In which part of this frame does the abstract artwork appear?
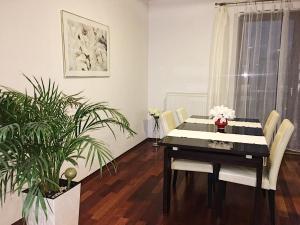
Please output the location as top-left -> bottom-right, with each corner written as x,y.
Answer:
61,10 -> 110,77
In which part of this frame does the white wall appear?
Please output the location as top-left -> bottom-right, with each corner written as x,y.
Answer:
0,0 -> 148,224
147,0 -> 215,136
148,0 -> 214,112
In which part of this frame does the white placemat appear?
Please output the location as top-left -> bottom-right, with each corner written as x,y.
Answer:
185,118 -> 262,128
168,129 -> 267,145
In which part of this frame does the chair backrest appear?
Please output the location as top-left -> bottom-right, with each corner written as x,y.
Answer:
160,111 -> 177,135
268,119 -> 294,190
176,107 -> 189,124
263,110 -> 280,146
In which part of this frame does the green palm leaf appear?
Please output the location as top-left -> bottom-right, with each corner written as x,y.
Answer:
0,75 -> 136,222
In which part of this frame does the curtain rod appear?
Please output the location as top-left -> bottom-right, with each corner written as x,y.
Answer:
215,0 -> 292,6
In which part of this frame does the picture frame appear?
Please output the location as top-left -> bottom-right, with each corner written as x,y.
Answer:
61,10 -> 110,77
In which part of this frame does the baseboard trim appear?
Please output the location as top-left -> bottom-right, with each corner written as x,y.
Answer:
80,138 -> 150,184
12,138 -> 152,225
286,149 -> 300,155
12,219 -> 24,225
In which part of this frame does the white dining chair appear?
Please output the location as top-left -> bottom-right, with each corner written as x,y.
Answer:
218,119 -> 294,225
161,110 -> 214,206
176,107 -> 189,124
263,110 -> 280,146
160,111 -> 177,136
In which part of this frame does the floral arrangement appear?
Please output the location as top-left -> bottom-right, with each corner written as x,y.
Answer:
149,108 -> 160,118
209,105 -> 235,124
149,108 -> 161,131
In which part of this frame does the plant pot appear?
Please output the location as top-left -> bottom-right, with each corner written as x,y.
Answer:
23,179 -> 81,225
215,118 -> 228,131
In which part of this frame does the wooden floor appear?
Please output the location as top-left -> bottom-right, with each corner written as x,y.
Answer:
14,140 -> 300,225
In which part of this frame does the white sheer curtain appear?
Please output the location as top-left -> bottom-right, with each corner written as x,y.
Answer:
276,6 -> 290,117
207,6 -> 232,111
209,2 -> 299,151
229,2 -> 299,151
279,8 -> 300,152
234,3 -> 285,123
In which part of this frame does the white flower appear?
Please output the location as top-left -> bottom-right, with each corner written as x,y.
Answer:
209,105 -> 235,122
148,108 -> 155,115
148,108 -> 161,117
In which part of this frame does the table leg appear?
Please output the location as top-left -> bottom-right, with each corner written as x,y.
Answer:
163,148 -> 171,214
253,158 -> 263,225
213,163 -> 221,192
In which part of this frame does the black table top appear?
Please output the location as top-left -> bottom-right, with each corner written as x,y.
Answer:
161,116 -> 269,157
191,115 -> 260,123
186,115 -> 263,136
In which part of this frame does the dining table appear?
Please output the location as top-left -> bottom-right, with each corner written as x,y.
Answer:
161,115 -> 269,225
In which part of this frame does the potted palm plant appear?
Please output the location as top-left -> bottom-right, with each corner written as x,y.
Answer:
0,76 -> 135,225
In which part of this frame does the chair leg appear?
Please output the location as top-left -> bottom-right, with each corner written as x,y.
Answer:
268,190 -> 275,225
216,180 -> 226,218
262,189 -> 266,198
213,163 -> 220,193
207,173 -> 213,208
172,170 -> 178,189
185,171 -> 189,178
221,181 -> 227,201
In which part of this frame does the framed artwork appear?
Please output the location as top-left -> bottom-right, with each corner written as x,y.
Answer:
61,10 -> 110,77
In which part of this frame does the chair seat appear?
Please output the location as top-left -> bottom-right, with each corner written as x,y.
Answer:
171,159 -> 213,173
219,165 -> 272,190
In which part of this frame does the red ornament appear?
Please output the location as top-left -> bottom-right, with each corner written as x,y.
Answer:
215,118 -> 228,130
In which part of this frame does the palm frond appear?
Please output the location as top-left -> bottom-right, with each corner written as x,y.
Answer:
83,136 -> 116,174
0,123 -> 20,142
0,75 -> 136,221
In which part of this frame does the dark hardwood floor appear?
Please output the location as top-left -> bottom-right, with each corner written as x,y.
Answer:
14,140 -> 300,225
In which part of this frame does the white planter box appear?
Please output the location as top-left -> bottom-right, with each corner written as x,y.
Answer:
24,182 -> 81,225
